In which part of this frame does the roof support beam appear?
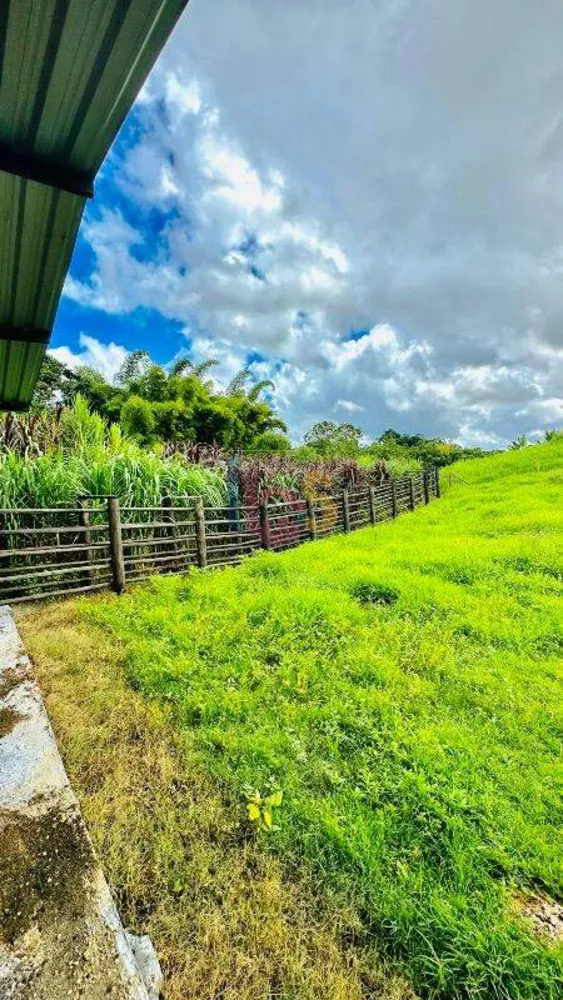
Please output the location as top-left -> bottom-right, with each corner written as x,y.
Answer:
0,142 -> 94,198
0,326 -> 51,345
0,400 -> 40,412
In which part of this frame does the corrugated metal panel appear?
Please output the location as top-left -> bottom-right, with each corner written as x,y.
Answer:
0,0 -> 189,409
0,173 -> 84,330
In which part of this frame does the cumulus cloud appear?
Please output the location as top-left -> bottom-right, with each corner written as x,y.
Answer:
61,0 -> 563,445
335,399 -> 365,414
50,334 -> 128,382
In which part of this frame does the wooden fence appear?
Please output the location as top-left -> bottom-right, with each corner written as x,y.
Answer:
0,469 -> 439,605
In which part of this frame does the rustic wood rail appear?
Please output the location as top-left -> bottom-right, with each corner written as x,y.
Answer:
0,469 -> 439,604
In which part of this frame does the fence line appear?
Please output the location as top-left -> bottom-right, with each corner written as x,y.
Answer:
0,469 -> 440,604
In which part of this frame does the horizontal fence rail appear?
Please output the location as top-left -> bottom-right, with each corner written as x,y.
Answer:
0,469 -> 439,604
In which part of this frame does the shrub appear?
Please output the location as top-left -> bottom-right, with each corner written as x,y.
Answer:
121,395 -> 156,444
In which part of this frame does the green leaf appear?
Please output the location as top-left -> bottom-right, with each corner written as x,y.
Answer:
268,790 -> 283,808
263,809 -> 273,828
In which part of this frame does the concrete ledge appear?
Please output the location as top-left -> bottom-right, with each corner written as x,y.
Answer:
0,606 -> 162,1000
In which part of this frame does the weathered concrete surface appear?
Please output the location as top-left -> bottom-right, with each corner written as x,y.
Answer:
125,935 -> 163,1000
0,606 -> 161,999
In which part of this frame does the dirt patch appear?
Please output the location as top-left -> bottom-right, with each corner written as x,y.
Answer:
0,806 -> 94,944
512,891 -> 563,944
0,660 -> 32,699
0,708 -> 23,739
0,804 -> 135,999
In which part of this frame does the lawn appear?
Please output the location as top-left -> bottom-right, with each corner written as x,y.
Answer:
18,439 -> 563,1000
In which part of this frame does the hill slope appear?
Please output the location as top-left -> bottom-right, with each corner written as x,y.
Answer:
20,439 -> 563,999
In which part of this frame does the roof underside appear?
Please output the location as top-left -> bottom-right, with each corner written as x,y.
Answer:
0,0 -> 188,410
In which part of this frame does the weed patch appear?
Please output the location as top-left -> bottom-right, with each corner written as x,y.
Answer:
350,582 -> 400,606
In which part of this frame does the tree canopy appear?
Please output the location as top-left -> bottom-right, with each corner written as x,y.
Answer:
31,353 -> 491,465
297,418 -> 486,467
33,353 -> 289,454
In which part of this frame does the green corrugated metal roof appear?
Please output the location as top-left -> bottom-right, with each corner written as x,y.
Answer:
0,0 -> 189,410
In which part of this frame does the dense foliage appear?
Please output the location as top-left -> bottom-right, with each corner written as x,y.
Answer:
235,454 -> 390,511
75,437 -> 562,1000
33,352 -> 289,453
32,355 -> 489,467
0,403 -> 389,509
297,420 -> 488,468
0,397 -> 225,509
0,357 -> 554,514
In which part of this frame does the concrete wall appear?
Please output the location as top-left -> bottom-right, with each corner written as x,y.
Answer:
0,606 -> 162,1000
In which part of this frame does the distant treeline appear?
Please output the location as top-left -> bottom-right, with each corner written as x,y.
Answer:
32,353 -> 490,468
1,352 -> 557,512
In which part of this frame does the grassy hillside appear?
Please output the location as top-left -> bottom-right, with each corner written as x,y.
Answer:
19,439 -> 563,999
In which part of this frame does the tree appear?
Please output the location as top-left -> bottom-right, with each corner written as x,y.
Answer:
248,379 -> 275,402
114,350 -> 151,386
248,431 -> 292,455
31,350 -> 290,454
170,356 -> 219,382
120,395 -> 156,443
303,421 -> 363,457
68,366 -> 124,421
226,369 -> 251,395
226,369 -> 275,401
152,399 -> 195,442
31,355 -> 77,410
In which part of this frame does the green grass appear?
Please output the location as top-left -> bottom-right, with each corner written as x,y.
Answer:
24,440 -> 563,998
0,397 -> 226,513
22,603 -> 410,1000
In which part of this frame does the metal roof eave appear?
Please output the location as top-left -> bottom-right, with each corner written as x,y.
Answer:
0,139 -> 94,198
0,0 -> 189,411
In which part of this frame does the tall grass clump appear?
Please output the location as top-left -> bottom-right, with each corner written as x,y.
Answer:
0,396 -> 226,511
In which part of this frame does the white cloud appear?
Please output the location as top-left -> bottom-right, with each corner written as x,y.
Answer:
164,75 -> 202,116
50,334 -> 128,382
60,3 -> 563,446
65,75 -> 357,371
335,399 -> 365,413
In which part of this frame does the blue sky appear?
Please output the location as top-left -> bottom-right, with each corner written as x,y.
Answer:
52,0 -> 563,446
53,112 -> 187,365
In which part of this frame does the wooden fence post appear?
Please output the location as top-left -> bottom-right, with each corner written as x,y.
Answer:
162,495 -> 180,566
368,485 -> 377,525
434,467 -> 441,498
229,502 -> 243,556
107,496 -> 126,594
306,499 -> 317,540
391,480 -> 398,519
0,516 -> 10,573
342,489 -> 351,533
423,470 -> 430,505
195,498 -> 208,568
259,500 -> 271,550
408,477 -> 416,511
78,499 -> 95,586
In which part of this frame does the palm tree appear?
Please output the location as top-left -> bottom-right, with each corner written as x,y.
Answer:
226,368 -> 274,400
170,356 -> 219,379
226,369 -> 251,395
248,379 -> 274,401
